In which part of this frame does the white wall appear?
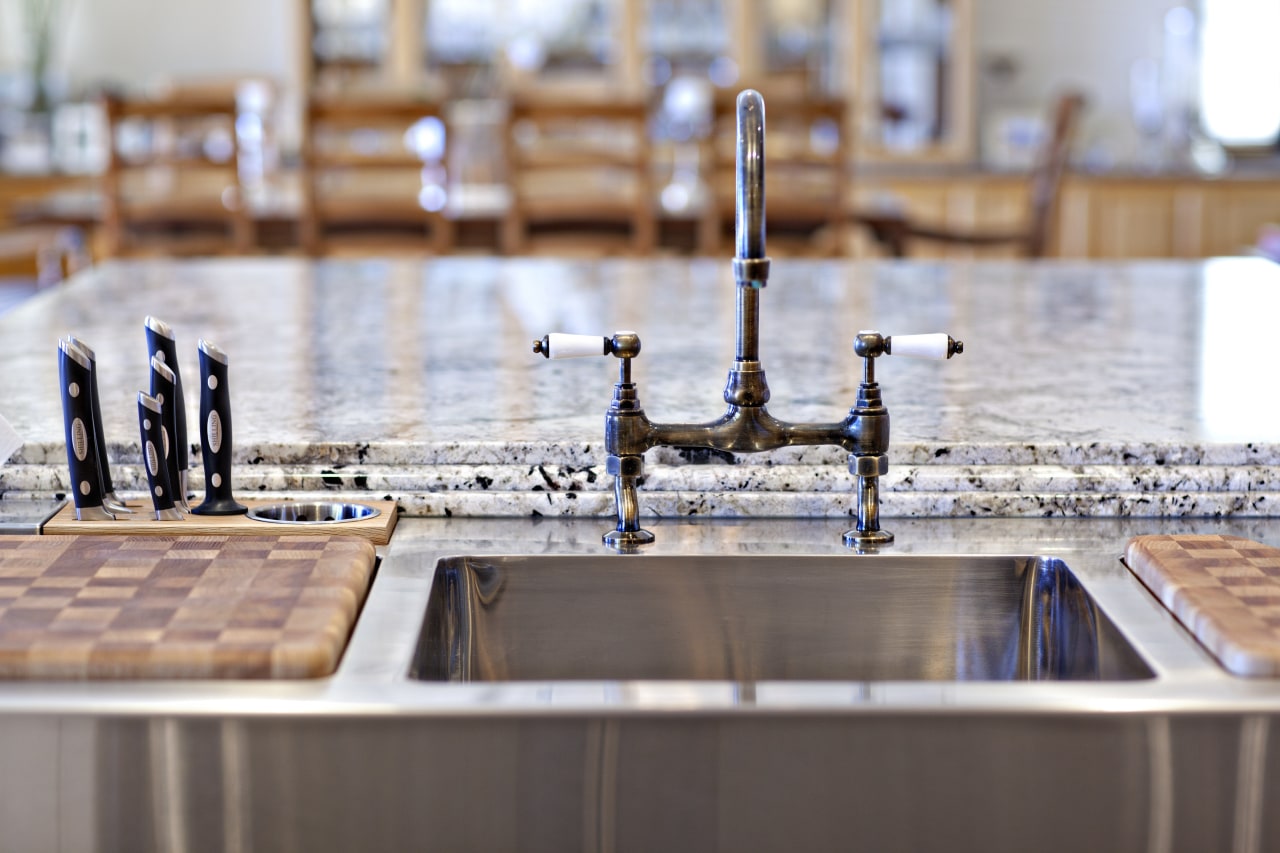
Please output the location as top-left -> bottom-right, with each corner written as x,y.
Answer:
1,0 -> 298,94
0,0 -> 1198,166
973,0 -> 1189,167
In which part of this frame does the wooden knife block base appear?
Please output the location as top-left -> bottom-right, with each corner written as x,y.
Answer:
44,499 -> 398,546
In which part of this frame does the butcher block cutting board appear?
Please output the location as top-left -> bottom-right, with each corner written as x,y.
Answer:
44,499 -> 398,546
1125,534 -> 1280,677
0,534 -> 376,679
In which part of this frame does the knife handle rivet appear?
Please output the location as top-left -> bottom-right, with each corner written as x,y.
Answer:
154,485 -> 164,497
208,375 -> 218,391
68,382 -> 79,398
79,481 -> 90,496
211,473 -> 222,488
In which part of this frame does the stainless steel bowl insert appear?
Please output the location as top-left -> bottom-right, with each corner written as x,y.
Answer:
248,501 -> 380,525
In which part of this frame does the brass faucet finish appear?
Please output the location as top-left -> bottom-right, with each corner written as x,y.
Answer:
533,90 -> 962,550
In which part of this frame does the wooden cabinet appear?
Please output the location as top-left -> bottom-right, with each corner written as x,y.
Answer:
855,172 -> 1280,259
846,0 -> 974,165
713,0 -> 974,163
0,173 -> 92,278
1058,177 -> 1280,259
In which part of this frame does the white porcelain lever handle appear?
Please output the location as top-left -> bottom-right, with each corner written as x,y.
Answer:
534,333 -> 610,359
884,333 -> 963,360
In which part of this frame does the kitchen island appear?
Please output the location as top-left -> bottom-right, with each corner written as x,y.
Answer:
0,257 -> 1278,852
1,255 -> 1278,518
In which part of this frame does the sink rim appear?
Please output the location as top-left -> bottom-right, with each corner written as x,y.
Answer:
0,516 -> 1271,716
410,551 -> 1157,685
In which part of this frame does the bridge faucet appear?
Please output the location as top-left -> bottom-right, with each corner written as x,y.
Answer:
534,90 -> 962,550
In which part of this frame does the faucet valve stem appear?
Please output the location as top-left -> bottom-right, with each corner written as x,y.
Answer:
843,330 -> 963,549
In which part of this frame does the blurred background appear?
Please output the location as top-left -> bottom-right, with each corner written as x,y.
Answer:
1,0 -> 1277,280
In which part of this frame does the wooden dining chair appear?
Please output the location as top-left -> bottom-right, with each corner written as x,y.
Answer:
300,92 -> 454,256
854,91 -> 1087,259
0,225 -> 87,287
99,90 -> 253,258
700,92 -> 851,257
501,94 -> 655,256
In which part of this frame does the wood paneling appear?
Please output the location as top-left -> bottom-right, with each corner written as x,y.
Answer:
857,173 -> 1280,259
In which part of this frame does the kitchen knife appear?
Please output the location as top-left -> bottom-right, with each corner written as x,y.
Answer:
144,317 -> 189,505
148,356 -> 189,513
65,337 -> 133,514
137,392 -> 183,521
191,339 -> 246,516
58,338 -> 115,521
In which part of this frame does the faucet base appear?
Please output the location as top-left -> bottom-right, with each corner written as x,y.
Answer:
604,528 -> 656,550
843,527 -> 895,548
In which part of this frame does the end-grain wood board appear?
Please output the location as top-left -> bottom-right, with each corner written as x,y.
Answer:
1125,534 -> 1280,677
0,534 -> 376,679
44,499 -> 398,546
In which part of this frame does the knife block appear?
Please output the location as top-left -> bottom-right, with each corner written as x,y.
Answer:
43,499 -> 398,546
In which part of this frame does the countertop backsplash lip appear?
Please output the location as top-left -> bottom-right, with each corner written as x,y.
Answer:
7,438 -> 1280,468
3,255 -> 1279,519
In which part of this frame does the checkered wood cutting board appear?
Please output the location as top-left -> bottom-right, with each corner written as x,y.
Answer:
0,534 -> 376,680
1125,534 -> 1280,678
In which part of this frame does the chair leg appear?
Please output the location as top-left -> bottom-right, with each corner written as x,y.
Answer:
501,213 -> 524,255
232,216 -> 254,254
433,216 -> 456,254
696,207 -> 720,256
634,214 -> 656,256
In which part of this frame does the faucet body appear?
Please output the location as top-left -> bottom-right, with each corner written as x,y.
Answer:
598,326 -> 893,550
535,90 -> 959,549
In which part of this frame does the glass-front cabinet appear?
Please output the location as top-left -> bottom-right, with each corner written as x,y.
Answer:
851,0 -> 973,163
300,0 -> 974,164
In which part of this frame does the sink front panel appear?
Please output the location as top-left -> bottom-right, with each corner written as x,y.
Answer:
412,554 -> 1154,682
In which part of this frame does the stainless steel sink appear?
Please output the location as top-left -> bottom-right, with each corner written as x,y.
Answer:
411,554 -> 1154,682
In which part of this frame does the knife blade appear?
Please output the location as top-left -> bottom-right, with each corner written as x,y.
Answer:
148,355 -> 190,513
191,339 -> 246,516
137,392 -> 183,521
144,317 -> 189,505
58,338 -> 115,521
66,337 -> 134,514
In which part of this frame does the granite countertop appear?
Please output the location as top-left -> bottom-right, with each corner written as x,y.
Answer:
1,255 -> 1277,520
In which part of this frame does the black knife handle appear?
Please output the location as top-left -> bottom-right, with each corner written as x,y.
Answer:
138,392 -> 179,517
58,339 -> 111,518
144,317 -> 187,474
191,339 -> 246,516
67,337 -> 116,498
148,356 -> 184,511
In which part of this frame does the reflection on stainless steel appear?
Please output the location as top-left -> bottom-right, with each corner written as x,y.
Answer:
533,91 -> 962,549
0,517 -> 1277,851
413,554 -> 1152,682
247,501 -> 379,524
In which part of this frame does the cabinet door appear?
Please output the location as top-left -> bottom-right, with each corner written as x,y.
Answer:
1087,183 -> 1177,259
848,0 -> 974,165
1199,184 -> 1280,257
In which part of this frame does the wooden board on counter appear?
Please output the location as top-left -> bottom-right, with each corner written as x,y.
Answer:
0,534 -> 376,679
1125,534 -> 1280,678
44,499 -> 398,546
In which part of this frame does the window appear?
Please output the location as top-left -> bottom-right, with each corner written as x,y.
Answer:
1199,0 -> 1280,147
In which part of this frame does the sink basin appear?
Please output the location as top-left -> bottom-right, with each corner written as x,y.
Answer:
411,554 -> 1153,682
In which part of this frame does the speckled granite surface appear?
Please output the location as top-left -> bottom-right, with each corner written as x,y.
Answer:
1,255 -> 1278,519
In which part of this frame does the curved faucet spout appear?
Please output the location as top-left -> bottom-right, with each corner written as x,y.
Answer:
736,90 -> 766,261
